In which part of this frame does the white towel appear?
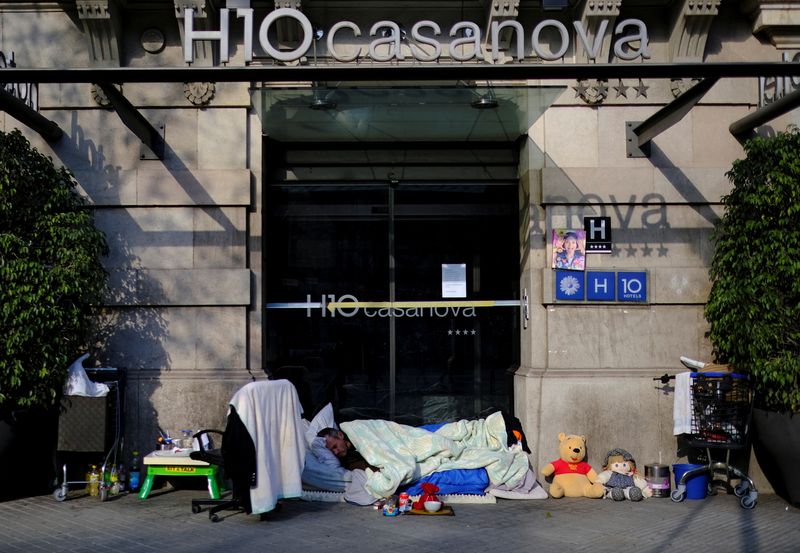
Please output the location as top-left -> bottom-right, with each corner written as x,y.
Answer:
229,379 -> 306,515
673,371 -> 693,435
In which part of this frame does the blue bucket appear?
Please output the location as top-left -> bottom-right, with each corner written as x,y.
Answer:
672,463 -> 708,500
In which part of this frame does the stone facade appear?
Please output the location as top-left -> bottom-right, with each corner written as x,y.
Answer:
1,0 -> 799,493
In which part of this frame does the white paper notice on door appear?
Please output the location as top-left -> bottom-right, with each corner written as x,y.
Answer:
441,263 -> 467,298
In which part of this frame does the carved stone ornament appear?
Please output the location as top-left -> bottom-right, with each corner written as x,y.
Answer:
91,83 -> 121,107
670,78 -> 701,98
573,79 -> 608,105
141,28 -> 166,54
184,81 -> 216,105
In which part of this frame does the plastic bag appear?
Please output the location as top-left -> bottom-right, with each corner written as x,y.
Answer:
63,353 -> 110,397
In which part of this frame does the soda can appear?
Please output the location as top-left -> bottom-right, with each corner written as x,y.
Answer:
398,492 -> 410,512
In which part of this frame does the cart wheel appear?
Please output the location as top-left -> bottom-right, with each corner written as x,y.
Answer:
210,513 -> 221,523
192,505 -> 202,514
740,493 -> 757,509
734,483 -> 749,497
707,482 -> 718,496
671,489 -> 685,502
53,488 -> 67,502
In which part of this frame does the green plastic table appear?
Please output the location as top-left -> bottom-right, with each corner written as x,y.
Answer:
138,451 -> 224,500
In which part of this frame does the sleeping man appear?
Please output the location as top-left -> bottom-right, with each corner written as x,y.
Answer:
315,412 -> 545,504
316,427 -> 379,472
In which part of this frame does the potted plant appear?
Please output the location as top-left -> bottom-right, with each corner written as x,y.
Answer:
704,126 -> 800,506
0,129 -> 108,499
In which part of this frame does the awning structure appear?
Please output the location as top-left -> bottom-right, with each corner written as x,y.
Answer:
249,85 -> 565,142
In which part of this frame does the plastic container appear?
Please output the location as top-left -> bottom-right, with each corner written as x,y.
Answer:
645,463 -> 671,498
672,463 -> 708,500
129,451 -> 141,492
87,465 -> 100,497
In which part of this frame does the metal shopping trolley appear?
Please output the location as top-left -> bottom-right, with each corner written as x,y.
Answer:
52,367 -> 125,501
671,372 -> 758,509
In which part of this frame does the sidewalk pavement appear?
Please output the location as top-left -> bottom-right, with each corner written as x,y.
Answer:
1,486 -> 797,553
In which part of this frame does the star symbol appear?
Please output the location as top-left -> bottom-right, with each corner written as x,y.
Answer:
611,245 -> 622,257
641,243 -> 653,257
613,79 -> 628,98
634,79 -> 649,98
471,330 -> 477,335
657,244 -> 669,257
594,80 -> 609,98
455,329 -> 462,336
447,330 -> 453,335
573,80 -> 589,98
625,244 -> 638,257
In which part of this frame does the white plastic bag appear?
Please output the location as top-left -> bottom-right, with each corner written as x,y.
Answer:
63,353 -> 110,397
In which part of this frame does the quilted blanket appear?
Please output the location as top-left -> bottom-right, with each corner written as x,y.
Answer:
340,412 -> 529,498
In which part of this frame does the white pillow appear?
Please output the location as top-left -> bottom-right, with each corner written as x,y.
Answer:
310,436 -> 343,468
305,402 -> 337,448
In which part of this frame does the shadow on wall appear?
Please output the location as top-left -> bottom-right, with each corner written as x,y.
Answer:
45,114 -> 171,461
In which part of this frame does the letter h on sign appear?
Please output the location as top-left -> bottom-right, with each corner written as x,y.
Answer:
584,217 -> 612,253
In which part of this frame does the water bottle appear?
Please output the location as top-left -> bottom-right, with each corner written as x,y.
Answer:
88,465 -> 100,497
129,451 -> 141,492
109,466 -> 120,496
117,463 -> 127,492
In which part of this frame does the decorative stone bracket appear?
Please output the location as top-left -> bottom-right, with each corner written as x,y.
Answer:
76,0 -> 122,67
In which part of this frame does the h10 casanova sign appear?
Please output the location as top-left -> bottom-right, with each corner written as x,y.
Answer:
183,7 -> 650,64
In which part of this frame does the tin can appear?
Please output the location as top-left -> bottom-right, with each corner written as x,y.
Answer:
645,463 -> 671,498
398,492 -> 410,512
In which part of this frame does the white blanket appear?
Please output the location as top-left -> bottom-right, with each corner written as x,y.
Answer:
229,380 -> 305,515
673,371 -> 693,435
341,412 -> 530,499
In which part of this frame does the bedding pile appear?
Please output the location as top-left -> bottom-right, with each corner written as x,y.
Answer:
341,411 -> 530,499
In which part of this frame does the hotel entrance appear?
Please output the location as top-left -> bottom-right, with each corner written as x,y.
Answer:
264,141 -> 521,424
256,84 -> 562,423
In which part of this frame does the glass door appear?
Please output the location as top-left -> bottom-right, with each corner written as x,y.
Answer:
264,144 -> 520,424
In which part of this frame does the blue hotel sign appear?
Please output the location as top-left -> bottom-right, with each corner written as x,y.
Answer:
555,270 -> 647,303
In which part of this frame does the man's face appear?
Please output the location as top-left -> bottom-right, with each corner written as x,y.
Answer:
324,432 -> 349,458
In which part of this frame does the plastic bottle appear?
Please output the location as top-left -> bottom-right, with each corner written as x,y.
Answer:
117,463 -> 127,492
129,451 -> 141,492
109,465 -> 119,496
88,465 -> 100,497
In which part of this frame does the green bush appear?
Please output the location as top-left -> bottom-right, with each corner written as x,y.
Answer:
0,129 -> 108,411
705,126 -> 800,413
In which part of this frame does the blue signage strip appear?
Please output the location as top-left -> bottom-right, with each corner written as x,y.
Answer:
586,271 -> 616,301
617,271 -> 647,302
555,271 -> 585,301
554,270 -> 647,303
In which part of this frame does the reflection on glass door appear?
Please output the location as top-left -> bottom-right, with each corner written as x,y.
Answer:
265,181 -> 519,424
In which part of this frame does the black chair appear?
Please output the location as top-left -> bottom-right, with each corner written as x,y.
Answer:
190,407 -> 258,522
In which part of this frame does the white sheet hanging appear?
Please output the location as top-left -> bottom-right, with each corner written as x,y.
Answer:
673,371 -> 693,435
229,379 -> 305,515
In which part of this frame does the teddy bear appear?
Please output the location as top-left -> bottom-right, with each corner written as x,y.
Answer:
595,447 -> 653,501
540,433 -> 605,498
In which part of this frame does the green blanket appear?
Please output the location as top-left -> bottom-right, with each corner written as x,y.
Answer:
340,412 -> 529,498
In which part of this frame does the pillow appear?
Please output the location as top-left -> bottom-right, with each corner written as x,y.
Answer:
302,449 -> 352,492
304,402 -> 337,448
310,436 -> 342,468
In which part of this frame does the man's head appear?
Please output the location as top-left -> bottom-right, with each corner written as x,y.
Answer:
317,427 -> 349,458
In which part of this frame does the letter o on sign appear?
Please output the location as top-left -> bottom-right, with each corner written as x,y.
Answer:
259,8 -> 313,62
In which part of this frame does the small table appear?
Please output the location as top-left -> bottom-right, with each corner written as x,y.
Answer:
138,451 -> 224,500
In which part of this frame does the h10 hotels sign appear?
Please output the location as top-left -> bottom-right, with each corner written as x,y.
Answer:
555,270 -> 647,303
183,7 -> 650,64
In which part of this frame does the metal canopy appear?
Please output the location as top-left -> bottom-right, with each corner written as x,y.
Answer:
0,62 -> 799,84
251,85 -> 564,142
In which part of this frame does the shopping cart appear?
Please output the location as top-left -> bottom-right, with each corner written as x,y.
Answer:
52,367 -> 124,502
671,372 -> 758,509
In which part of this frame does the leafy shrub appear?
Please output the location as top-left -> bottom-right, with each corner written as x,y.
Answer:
705,127 -> 800,413
0,130 -> 108,411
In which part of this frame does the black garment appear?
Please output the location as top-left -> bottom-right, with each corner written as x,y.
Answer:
500,411 -> 532,454
220,406 -> 257,513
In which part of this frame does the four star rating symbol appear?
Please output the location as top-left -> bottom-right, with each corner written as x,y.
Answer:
448,329 -> 478,336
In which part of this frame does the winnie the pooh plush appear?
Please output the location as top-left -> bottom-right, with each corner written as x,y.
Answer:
540,433 -> 605,498
595,448 -> 653,501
